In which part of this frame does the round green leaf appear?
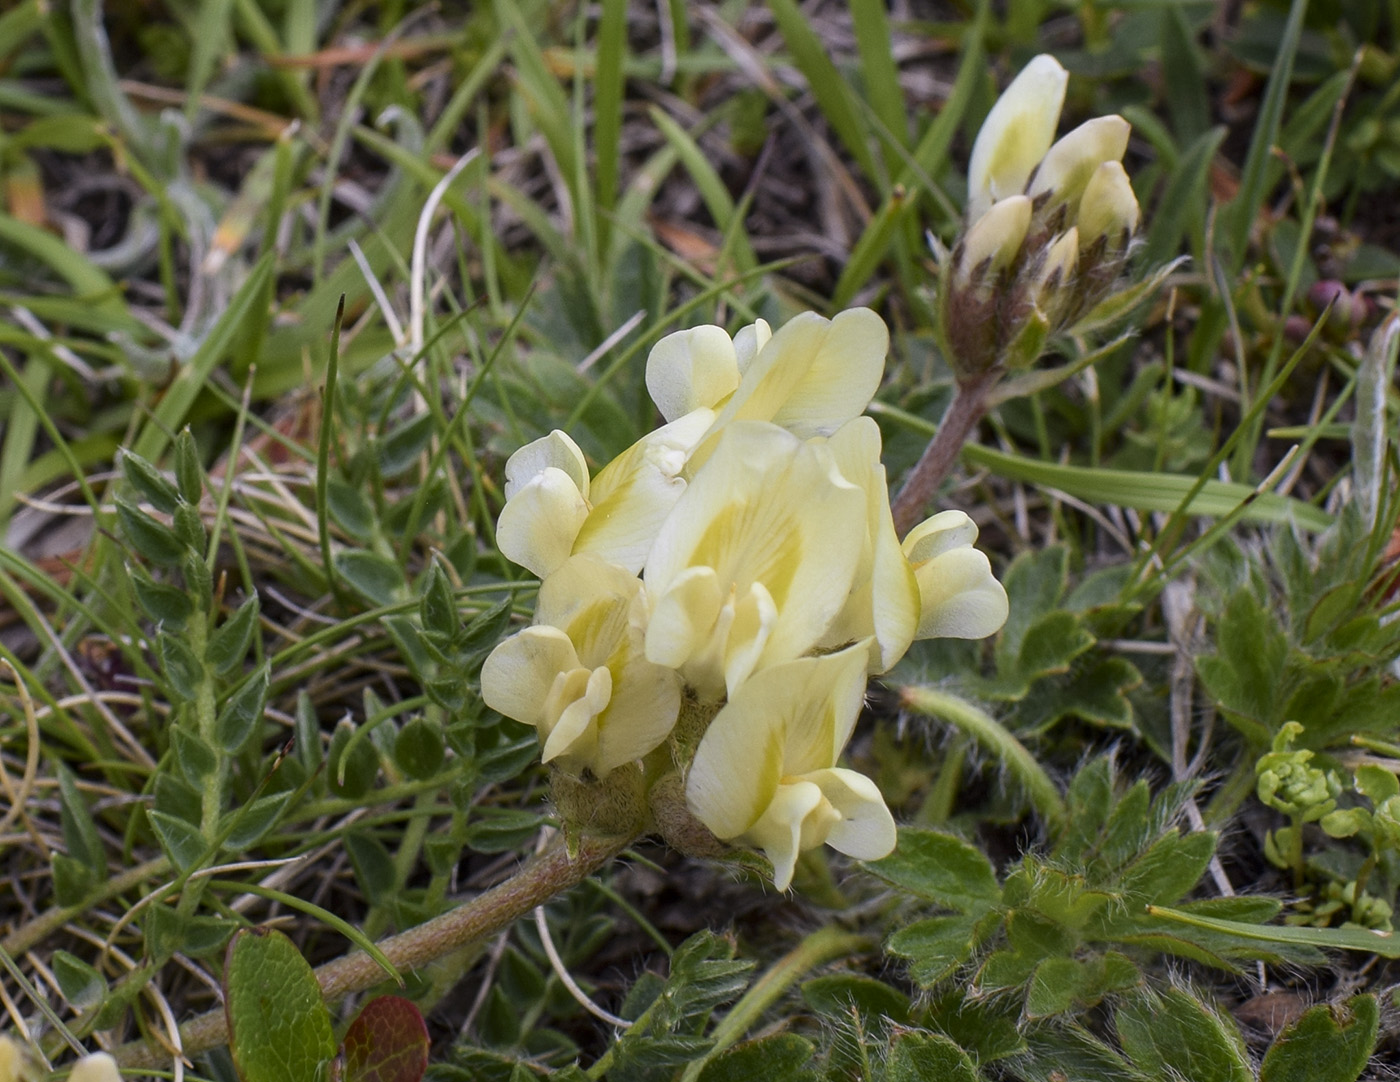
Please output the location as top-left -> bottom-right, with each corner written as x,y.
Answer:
225,928 -> 336,1082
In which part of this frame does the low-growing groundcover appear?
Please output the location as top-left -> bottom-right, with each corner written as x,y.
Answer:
3,1 -> 1400,1080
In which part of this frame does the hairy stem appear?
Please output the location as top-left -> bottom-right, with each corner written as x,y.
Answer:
890,369 -> 999,538
1,858 -> 169,958
899,684 -> 1066,832
111,831 -> 638,1070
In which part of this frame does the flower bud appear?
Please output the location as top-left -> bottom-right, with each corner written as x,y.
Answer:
956,195 -> 1033,286
1306,279 -> 1368,341
966,55 -> 1068,223
1028,228 -> 1079,324
1077,161 -> 1140,251
68,1055 -> 122,1082
1028,115 -> 1131,219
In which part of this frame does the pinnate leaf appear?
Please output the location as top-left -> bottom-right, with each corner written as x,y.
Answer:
865,828 -> 1001,913
1260,995 -> 1378,1082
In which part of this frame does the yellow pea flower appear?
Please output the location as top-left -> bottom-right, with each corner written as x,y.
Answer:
644,320 -> 771,423
1028,115 -> 1131,220
685,642 -> 896,890
481,554 -> 681,778
812,416 -> 919,674
643,422 -> 867,699
1077,160 -> 1141,252
497,410 -> 713,579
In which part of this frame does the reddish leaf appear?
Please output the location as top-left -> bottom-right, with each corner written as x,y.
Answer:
339,996 -> 429,1082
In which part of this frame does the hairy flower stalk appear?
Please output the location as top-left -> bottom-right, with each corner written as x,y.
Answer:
892,53 -> 1146,535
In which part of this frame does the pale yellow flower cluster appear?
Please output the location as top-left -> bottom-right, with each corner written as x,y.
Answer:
942,54 -> 1142,381
483,309 -> 1008,889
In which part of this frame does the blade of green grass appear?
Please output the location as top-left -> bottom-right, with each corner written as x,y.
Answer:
1160,4 -> 1210,145
0,0 -> 42,62
1220,0 -> 1307,274
494,0 -> 581,214
592,0 -> 628,260
230,0 -> 319,119
831,4 -> 986,307
648,106 -> 758,273
424,31 -> 510,154
766,0 -> 881,182
69,0 -> 150,160
183,0 -> 236,123
0,350 -> 49,526
1149,904 -> 1400,958
871,401 -> 1332,531
849,0 -> 908,167
1232,53 -> 1356,479
1141,125 -> 1226,268
0,214 -> 126,316
131,252 -> 276,463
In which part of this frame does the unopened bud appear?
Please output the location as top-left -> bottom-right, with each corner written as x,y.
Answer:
957,195 -> 1032,285
1307,279 -> 1367,339
966,55 -> 1067,223
1028,228 -> 1080,324
68,1055 -> 122,1082
1028,115 -> 1131,217
1077,161 -> 1139,250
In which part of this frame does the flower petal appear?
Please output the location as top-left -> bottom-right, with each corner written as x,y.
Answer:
913,547 -> 1010,639
69,1054 -> 122,1082
504,430 -> 589,499
686,692 -> 786,840
957,196 -> 1032,284
818,417 -> 918,672
732,318 -> 772,373
534,554 -> 640,666
645,422 -> 866,685
1028,115 -> 1131,213
496,467 -> 590,578
902,510 -> 980,563
646,324 -> 741,422
1078,160 -> 1140,246
594,646 -> 682,776
541,665 -> 611,765
805,767 -> 897,860
744,780 -> 831,891
702,309 -> 889,444
646,565 -> 724,669
771,643 -> 872,776
481,626 -> 580,729
575,409 -> 713,573
724,581 -> 778,696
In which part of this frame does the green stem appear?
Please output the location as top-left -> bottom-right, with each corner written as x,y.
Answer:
1353,852 -> 1378,912
1289,813 -> 1306,891
898,685 -> 1066,831
1202,758 -> 1258,827
189,617 -> 224,844
916,736 -> 967,825
0,858 -> 168,957
111,830 -> 637,1070
678,927 -> 871,1082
